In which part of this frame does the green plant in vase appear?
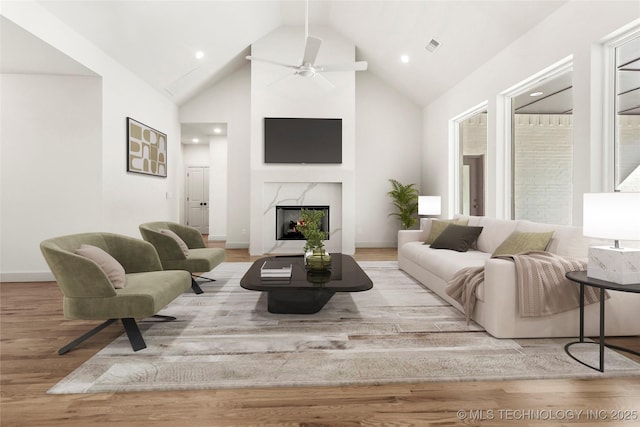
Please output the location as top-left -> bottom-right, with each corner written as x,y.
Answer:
297,208 -> 331,270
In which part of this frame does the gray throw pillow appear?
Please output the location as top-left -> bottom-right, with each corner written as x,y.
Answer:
424,219 -> 469,244
430,224 -> 484,252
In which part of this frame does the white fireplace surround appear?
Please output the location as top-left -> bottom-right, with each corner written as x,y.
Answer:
249,169 -> 356,255
261,182 -> 342,254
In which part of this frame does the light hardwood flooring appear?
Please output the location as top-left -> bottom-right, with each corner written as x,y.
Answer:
1,246 -> 639,426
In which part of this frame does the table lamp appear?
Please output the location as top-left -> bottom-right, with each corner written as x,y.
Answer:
583,192 -> 640,285
418,196 -> 441,216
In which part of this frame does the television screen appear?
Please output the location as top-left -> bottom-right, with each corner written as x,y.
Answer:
264,117 -> 342,164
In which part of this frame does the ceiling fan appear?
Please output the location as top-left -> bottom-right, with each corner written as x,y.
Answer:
245,1 -> 368,79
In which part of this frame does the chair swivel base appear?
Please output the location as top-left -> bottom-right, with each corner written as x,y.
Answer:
57,315 -> 176,355
191,277 -> 205,294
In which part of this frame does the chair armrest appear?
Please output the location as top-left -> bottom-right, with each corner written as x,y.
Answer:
40,242 -> 117,298
103,233 -> 164,273
170,223 -> 206,249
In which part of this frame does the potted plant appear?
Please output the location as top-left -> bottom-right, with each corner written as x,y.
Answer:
297,208 -> 331,270
387,178 -> 419,230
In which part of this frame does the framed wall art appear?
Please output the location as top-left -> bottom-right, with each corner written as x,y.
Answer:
127,117 -> 167,177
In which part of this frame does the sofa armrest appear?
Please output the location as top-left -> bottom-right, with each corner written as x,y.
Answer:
480,258 -> 518,338
398,229 -> 428,248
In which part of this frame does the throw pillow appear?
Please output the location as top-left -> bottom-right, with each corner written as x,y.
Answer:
425,219 -> 469,244
430,224 -> 484,252
492,230 -> 555,257
160,228 -> 190,256
74,244 -> 126,289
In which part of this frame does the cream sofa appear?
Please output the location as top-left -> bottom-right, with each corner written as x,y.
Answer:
398,215 -> 640,338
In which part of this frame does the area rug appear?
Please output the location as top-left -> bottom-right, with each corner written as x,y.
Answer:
48,261 -> 640,394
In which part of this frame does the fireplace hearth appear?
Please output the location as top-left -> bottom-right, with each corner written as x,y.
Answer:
276,205 -> 329,241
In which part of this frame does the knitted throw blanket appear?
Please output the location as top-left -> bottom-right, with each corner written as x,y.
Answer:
445,251 -> 605,322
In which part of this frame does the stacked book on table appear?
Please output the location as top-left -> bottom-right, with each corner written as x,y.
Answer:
260,260 -> 293,281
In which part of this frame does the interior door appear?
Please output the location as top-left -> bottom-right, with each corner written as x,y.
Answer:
186,167 -> 209,234
463,155 -> 484,216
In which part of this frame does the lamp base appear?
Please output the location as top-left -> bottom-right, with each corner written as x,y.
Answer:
587,246 -> 640,285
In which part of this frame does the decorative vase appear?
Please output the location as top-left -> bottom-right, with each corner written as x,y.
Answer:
306,269 -> 332,285
305,248 -> 332,271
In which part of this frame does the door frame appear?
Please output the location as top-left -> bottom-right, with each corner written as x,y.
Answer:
449,101 -> 488,216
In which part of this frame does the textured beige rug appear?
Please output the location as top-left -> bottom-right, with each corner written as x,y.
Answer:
49,261 -> 640,394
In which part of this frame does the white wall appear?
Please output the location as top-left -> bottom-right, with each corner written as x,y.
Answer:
209,135 -> 228,241
180,29 -> 423,251
249,26 -> 357,255
182,143 -> 210,166
1,3 -> 181,280
180,65 -> 251,247
0,74 -> 102,281
355,72 -> 422,246
422,1 -> 640,224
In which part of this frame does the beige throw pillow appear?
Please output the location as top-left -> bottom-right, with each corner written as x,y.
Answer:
425,219 -> 469,244
75,244 -> 126,289
160,229 -> 190,256
492,230 -> 555,257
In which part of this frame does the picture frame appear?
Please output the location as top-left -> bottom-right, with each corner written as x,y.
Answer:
126,117 -> 167,177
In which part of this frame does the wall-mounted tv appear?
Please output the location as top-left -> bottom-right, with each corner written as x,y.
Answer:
264,117 -> 342,164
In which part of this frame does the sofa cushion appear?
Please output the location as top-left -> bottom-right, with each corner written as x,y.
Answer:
74,244 -> 126,289
160,229 -> 190,256
516,220 -> 588,258
430,224 -> 483,252
474,217 -> 519,253
425,219 -> 469,244
417,248 -> 491,282
492,230 -> 554,256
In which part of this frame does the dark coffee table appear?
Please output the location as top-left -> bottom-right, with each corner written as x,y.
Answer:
240,254 -> 373,314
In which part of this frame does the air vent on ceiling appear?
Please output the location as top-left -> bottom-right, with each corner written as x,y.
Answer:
425,39 -> 440,53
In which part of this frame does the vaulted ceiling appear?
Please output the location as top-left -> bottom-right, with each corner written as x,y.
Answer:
27,0 -> 568,107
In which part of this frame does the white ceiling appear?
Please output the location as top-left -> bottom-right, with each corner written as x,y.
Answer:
29,0 -> 568,107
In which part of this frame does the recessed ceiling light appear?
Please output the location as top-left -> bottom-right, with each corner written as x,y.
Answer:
213,128 -> 222,134
195,51 -> 205,60
192,138 -> 199,143
530,91 -> 544,97
400,55 -> 410,64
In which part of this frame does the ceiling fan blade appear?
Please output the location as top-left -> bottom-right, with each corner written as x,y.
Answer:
302,36 -> 322,66
317,61 -> 368,72
245,56 -> 299,70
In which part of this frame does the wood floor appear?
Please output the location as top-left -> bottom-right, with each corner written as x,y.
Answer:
2,247 -> 639,426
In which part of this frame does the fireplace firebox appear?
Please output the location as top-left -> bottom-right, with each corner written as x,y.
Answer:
276,205 -> 329,241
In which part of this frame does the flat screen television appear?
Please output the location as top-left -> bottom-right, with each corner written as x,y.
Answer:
264,117 -> 342,164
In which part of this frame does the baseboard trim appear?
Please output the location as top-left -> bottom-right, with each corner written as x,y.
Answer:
1,271 -> 55,283
225,242 -> 249,249
207,235 -> 226,241
355,241 -> 397,248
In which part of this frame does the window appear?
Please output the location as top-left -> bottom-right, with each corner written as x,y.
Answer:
613,34 -> 640,191
510,68 -> 573,225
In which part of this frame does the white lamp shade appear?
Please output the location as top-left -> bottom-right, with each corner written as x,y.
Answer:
418,196 -> 441,216
583,193 -> 640,241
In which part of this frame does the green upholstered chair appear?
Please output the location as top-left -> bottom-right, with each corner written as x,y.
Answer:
40,232 -> 191,354
139,221 -> 225,294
